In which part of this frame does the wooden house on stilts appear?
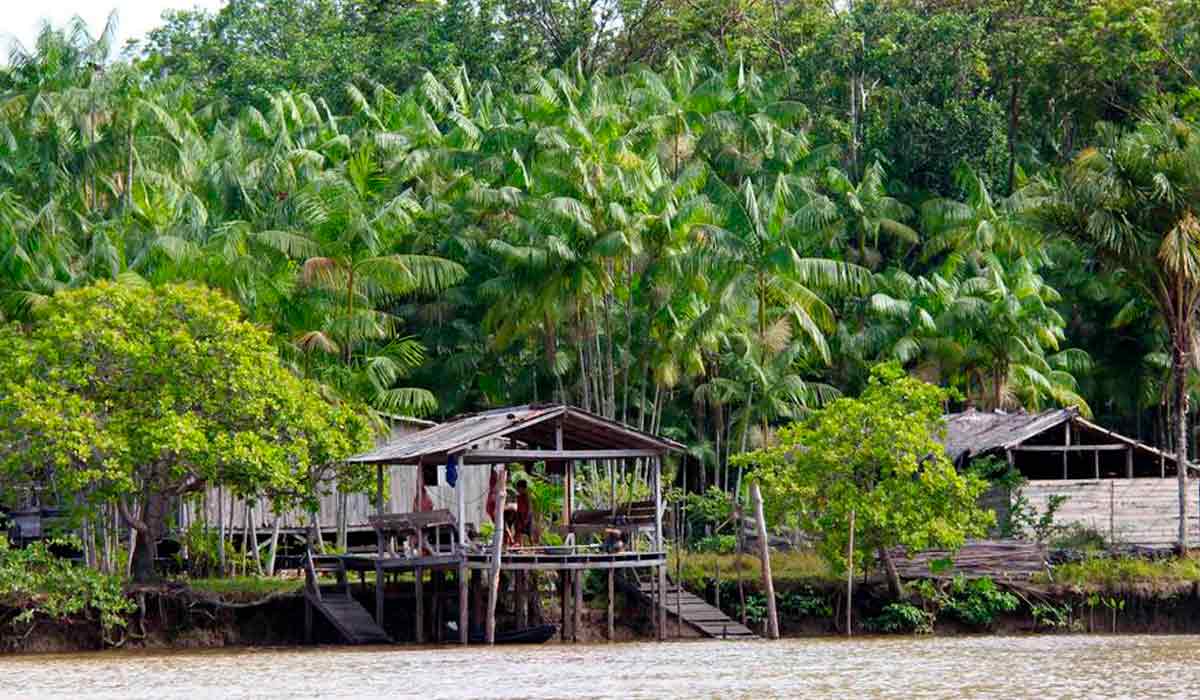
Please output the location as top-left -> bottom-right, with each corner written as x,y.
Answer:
944,408 -> 1200,545
310,403 -> 685,646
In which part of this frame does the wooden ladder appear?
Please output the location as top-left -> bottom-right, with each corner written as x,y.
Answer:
304,550 -> 392,645
623,569 -> 757,640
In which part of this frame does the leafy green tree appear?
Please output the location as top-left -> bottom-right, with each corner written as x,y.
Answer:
0,282 -> 374,582
737,363 -> 994,597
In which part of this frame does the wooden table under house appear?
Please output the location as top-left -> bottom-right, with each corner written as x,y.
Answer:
327,403 -> 685,645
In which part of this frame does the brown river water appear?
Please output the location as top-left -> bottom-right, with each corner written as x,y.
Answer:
2,635 -> 1198,699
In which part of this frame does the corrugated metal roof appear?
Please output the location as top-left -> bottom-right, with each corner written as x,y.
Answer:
942,408 -> 1187,471
942,409 -> 1076,462
348,404 -> 685,465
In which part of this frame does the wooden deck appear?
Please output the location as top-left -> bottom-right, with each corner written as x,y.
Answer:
338,548 -> 666,572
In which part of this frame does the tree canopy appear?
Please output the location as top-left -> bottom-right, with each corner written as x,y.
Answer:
0,281 -> 374,581
5,0 -> 1200,562
737,363 -> 994,595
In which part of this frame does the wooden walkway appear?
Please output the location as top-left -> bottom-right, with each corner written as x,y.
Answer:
629,577 -> 756,640
305,586 -> 392,644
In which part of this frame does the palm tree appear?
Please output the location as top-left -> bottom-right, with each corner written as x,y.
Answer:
295,144 -> 466,414
869,256 -> 1089,412
1040,109 -> 1200,550
698,175 -> 868,444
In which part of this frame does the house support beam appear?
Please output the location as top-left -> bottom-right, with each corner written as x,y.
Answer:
1011,443 -> 1133,452
460,448 -> 664,463
485,466 -> 507,645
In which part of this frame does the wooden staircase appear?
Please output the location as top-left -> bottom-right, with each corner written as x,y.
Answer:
304,552 -> 392,645
626,572 -> 756,640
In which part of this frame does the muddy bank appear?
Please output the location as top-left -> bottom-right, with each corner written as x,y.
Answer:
699,578 -> 1200,637
0,581 -> 655,655
0,587 -> 311,655
9,578 -> 1200,654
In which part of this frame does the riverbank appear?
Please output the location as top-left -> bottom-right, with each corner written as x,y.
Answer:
8,551 -> 1200,654
676,550 -> 1200,637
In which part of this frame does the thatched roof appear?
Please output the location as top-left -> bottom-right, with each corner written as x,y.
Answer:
942,408 -> 1188,472
348,404 -> 685,466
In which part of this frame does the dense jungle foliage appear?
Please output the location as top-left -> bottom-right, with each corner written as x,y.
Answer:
4,0 -> 1200,524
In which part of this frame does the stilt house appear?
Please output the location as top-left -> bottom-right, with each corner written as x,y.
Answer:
324,403 -> 688,645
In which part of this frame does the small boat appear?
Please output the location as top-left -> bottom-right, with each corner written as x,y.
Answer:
448,623 -> 558,645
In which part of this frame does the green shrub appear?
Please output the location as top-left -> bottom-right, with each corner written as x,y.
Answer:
694,534 -> 737,554
1031,602 -> 1073,630
0,536 -> 135,643
682,487 -> 734,531
943,576 -> 1019,626
778,588 -> 833,618
740,593 -> 767,625
865,602 -> 934,634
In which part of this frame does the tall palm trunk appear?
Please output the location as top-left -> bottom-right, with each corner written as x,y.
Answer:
344,267 -> 355,366
1173,345 -> 1190,550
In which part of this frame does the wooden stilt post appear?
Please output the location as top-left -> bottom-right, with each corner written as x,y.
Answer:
304,596 -> 313,644
516,571 -> 529,629
432,571 -> 444,643
375,561 -> 385,630
652,564 -> 662,638
415,566 -> 425,644
375,463 -> 386,625
1126,446 -> 1134,479
676,501 -> 682,639
456,455 -> 468,645
573,570 -> 582,643
751,482 -> 779,640
607,569 -> 615,642
470,569 -> 483,638
456,458 -> 467,548
653,457 -> 666,642
458,563 -> 469,645
560,570 -> 569,642
486,465 -> 508,645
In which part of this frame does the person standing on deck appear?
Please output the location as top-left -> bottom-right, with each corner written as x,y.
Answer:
513,480 -> 534,545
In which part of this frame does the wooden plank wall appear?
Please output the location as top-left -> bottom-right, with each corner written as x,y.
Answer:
1018,478 -> 1200,545
198,420 -> 492,532
199,462 -> 492,533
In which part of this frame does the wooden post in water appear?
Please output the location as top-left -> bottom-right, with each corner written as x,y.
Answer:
573,570 -> 582,643
516,571 -> 529,629
456,460 -> 469,645
304,595 -> 313,644
560,570 -> 569,642
458,562 -> 469,645
751,482 -> 779,640
846,509 -> 855,638
415,566 -> 425,644
675,500 -> 682,639
375,462 -> 386,625
607,569 -> 615,642
486,465 -> 508,645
